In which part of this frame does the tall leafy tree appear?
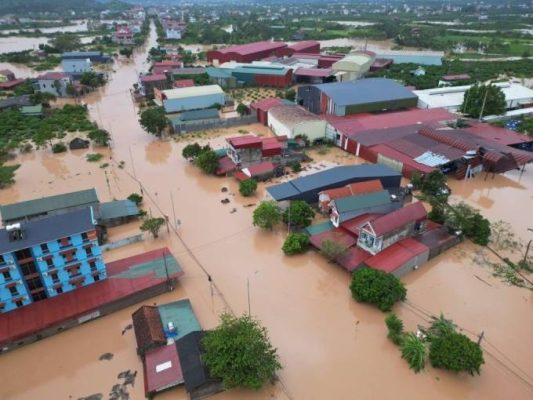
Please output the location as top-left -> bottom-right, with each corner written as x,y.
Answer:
350,268 -> 407,312
282,200 -> 315,228
139,107 -> 167,137
400,333 -> 426,373
202,313 -> 281,390
253,201 -> 282,230
140,217 -> 166,239
195,149 -> 219,174
429,332 -> 484,375
460,84 -> 506,119
0,164 -> 20,188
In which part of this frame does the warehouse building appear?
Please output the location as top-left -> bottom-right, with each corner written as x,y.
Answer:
277,41 -> 321,57
206,67 -> 237,89
207,41 -> 288,64
331,52 -> 375,82
266,164 -> 402,203
155,85 -> 225,113
294,68 -> 334,84
414,81 -> 533,112
268,105 -> 327,141
250,97 -> 294,125
297,78 -> 418,116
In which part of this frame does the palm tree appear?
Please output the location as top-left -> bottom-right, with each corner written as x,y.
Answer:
426,313 -> 457,341
400,333 -> 426,373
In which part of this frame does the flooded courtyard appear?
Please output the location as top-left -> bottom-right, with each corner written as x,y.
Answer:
0,23 -> 532,400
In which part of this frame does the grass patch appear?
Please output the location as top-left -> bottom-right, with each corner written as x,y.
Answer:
86,153 -> 104,162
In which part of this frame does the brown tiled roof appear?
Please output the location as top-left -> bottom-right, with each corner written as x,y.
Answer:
132,305 -> 166,355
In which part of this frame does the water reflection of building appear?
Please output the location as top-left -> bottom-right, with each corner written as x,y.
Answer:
0,208 -> 106,313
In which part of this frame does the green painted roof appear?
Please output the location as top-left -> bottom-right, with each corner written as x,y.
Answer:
21,104 -> 42,115
158,299 -> 201,340
98,200 -> 139,220
334,190 -> 391,213
112,255 -> 182,280
305,220 -> 334,236
233,65 -> 289,76
0,188 -> 99,222
206,67 -> 233,79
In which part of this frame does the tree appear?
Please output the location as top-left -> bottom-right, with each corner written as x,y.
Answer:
410,171 -> 423,189
139,107 -> 167,137
195,149 -> 219,174
426,313 -> 457,341
444,202 -> 491,245
401,333 -> 426,373
140,217 -> 166,238
460,84 -> 506,119
236,103 -> 248,116
182,142 -> 203,160
127,193 -> 143,206
284,88 -> 296,102
385,313 -> 404,345
349,268 -> 407,312
51,33 -> 81,52
420,170 -> 448,198
282,233 -> 310,255
88,129 -> 111,146
289,161 -> 301,173
239,179 -> 257,197
29,91 -> 56,106
253,201 -> 282,230
119,47 -> 133,58
429,332 -> 484,375
80,72 -> 105,88
66,83 -> 77,97
202,313 -> 281,390
0,164 -> 20,188
282,200 -> 315,228
320,239 -> 348,261
51,142 -> 67,153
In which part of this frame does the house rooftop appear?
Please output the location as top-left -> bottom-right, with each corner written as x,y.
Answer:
365,202 -> 427,237
268,105 -> 321,129
294,68 -> 333,77
36,72 -> 69,80
141,73 -> 167,82
250,97 -> 292,111
213,41 -> 287,56
0,208 -> 96,254
333,190 -> 391,213
144,345 -> 184,395
132,305 -> 166,354
313,78 -> 417,106
161,85 -> 223,100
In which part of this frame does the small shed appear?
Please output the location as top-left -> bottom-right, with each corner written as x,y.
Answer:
69,137 -> 90,149
144,344 -> 184,398
132,305 -> 167,357
96,200 -> 139,227
21,104 -> 43,117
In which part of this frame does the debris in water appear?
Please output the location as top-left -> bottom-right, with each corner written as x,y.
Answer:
474,275 -> 493,287
78,394 -> 103,400
243,203 -> 256,208
221,198 -> 230,204
221,187 -> 228,192
230,208 -> 237,214
98,352 -> 114,361
121,324 -> 133,335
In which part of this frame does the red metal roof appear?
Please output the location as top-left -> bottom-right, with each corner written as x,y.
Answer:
0,248 -> 183,347
365,237 -> 429,273
234,170 -> 249,182
173,79 -> 195,88
0,78 -> 24,89
310,228 -> 356,251
214,41 -> 287,56
327,108 -> 455,137
340,213 -> 383,238
365,202 -> 427,237
369,144 -> 435,174
371,58 -> 393,68
261,137 -> 284,156
441,74 -> 471,81
465,123 -> 532,145
294,68 -> 333,77
336,246 -> 372,272
250,97 -> 285,112
246,161 -> 275,176
37,72 -> 68,80
141,74 -> 167,82
288,41 -> 320,51
227,135 -> 263,149
144,345 -> 184,395
215,156 -> 237,176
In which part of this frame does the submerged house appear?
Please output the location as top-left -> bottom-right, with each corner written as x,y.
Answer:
318,179 -> 384,213
357,202 -> 427,255
330,190 -> 401,227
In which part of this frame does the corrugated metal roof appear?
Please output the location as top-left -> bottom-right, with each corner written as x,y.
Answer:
413,151 -> 450,167
233,65 -> 290,76
213,41 -> 287,56
336,246 -> 372,272
309,228 -> 357,250
206,67 -> 233,79
132,305 -> 166,353
0,188 -> 98,222
314,78 -> 417,106
340,213 -> 382,237
366,202 -> 427,237
334,190 -> 391,213
227,135 -> 263,148
0,208 -> 96,254
305,220 -> 334,236
157,299 -> 202,340
144,345 -> 184,395
269,105 -> 322,128
179,108 -> 219,121
288,41 -> 319,51
370,144 -> 435,174
98,200 -> 139,220
364,238 -> 427,273
294,68 -> 333,77
162,85 -> 223,100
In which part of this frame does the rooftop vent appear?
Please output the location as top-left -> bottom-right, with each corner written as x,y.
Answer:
6,223 -> 23,242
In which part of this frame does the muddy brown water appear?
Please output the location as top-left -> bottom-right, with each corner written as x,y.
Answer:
0,23 -> 533,400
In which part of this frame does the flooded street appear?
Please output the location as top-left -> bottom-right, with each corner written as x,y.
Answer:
0,23 -> 533,400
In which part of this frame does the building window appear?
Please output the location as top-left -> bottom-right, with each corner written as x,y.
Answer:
8,286 -> 18,296
31,291 -> 47,302
81,232 -> 89,241
15,300 -> 23,308
20,262 -> 37,276
40,243 -> 49,253
68,266 -> 81,278
46,258 -> 54,268
93,274 -> 100,282
85,247 -> 93,257
50,272 -> 59,283
26,277 -> 44,291
58,237 -> 71,248
56,287 -> 63,294
14,248 -> 32,261
0,255 -> 4,264
2,271 -> 11,281
89,261 -> 97,271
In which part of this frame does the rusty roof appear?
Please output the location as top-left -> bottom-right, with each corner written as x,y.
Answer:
132,306 -> 166,355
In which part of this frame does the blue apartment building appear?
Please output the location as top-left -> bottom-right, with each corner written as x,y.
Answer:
0,207 -> 106,313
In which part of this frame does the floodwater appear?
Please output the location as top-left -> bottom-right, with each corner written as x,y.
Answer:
0,20 -> 88,34
330,21 -> 376,27
0,36 -> 49,53
0,23 -> 533,400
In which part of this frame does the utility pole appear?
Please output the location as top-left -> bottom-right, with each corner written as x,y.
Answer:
247,278 -> 251,315
477,331 -> 484,345
478,82 -> 490,122
163,249 -> 173,291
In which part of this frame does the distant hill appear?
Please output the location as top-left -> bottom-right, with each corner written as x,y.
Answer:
0,0 -> 129,16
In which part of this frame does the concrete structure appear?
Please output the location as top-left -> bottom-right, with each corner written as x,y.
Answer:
155,85 -> 225,113
267,164 -> 402,203
250,97 -> 293,125
226,134 -> 287,167
169,108 -> 220,133
62,58 -> 92,75
162,19 -> 186,39
268,105 -> 326,141
297,78 -> 418,116
0,188 -> 99,225
207,41 -> 288,65
35,72 -> 72,97
140,73 -> 171,98
0,208 -> 106,313
153,59 -> 183,75
414,82 -> 533,112
206,67 -> 237,89
112,25 -> 134,45
62,51 -> 111,63
357,202 -> 427,254
329,190 -> 401,227
331,52 -> 375,81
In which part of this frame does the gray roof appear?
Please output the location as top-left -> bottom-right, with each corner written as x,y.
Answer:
314,78 -> 417,106
171,67 -> 206,76
267,165 -> 401,201
0,189 -> 99,222
334,190 -> 391,213
0,95 -> 31,110
97,200 -> 139,220
180,108 -> 220,121
0,208 -> 96,254
269,105 -> 320,128
63,51 -> 102,57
